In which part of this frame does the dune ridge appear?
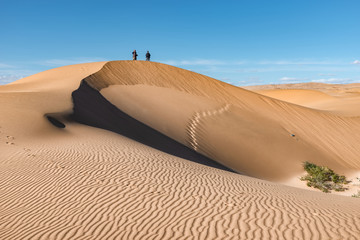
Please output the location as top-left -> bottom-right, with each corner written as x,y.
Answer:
82,61 -> 360,180
0,61 -> 360,239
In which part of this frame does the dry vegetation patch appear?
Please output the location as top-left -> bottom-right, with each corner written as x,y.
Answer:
300,161 -> 350,193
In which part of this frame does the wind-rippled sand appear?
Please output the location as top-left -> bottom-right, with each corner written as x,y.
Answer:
0,61 -> 359,239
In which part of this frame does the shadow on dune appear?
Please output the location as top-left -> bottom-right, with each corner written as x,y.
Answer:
71,80 -> 234,173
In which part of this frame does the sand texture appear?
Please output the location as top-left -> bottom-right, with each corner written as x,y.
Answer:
0,61 -> 359,239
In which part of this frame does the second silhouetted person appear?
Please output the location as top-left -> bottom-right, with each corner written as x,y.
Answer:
146,51 -> 151,61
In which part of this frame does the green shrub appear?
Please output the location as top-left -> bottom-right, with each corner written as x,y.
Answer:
352,191 -> 360,198
300,161 -> 350,193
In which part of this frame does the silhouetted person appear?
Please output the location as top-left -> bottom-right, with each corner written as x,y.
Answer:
132,50 -> 138,60
146,51 -> 151,61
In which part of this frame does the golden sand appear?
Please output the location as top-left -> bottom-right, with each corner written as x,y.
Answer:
0,61 -> 359,239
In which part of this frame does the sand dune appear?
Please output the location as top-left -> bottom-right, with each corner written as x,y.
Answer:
1,61 -> 360,239
84,61 -> 360,180
246,83 -> 360,116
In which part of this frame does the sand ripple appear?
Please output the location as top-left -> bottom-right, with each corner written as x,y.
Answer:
0,126 -> 359,240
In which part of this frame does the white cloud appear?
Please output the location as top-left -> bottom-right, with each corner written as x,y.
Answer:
0,74 -> 24,85
258,60 -> 340,65
181,59 -> 225,65
311,78 -> 353,84
0,63 -> 15,68
161,60 -> 178,65
280,77 -> 296,81
0,63 -> 35,84
162,59 -> 226,66
352,60 -> 360,65
318,73 -> 336,76
280,77 -> 309,82
238,77 -> 264,86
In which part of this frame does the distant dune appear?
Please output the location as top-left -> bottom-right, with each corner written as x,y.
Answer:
245,83 -> 360,116
0,61 -> 359,239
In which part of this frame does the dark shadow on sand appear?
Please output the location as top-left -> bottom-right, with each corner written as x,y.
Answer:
71,80 -> 234,173
46,116 -> 66,128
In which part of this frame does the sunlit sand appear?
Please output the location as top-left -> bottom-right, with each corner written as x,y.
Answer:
0,61 -> 359,239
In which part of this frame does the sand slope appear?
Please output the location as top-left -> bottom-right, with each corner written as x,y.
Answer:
84,61 -> 360,181
0,61 -> 360,239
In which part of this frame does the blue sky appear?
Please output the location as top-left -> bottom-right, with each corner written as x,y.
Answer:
1,0 -> 359,86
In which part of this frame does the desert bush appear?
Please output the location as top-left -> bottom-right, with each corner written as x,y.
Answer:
300,161 -> 349,193
351,191 -> 360,198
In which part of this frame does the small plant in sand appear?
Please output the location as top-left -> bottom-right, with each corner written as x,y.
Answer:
352,191 -> 360,198
300,161 -> 349,193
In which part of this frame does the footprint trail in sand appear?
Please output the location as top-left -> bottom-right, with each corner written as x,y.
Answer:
187,104 -> 231,151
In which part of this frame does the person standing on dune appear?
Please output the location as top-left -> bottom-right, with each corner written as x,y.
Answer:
145,51 -> 151,61
132,50 -> 138,60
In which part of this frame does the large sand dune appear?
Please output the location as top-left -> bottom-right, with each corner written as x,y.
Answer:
83,61 -> 360,180
0,61 -> 359,239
